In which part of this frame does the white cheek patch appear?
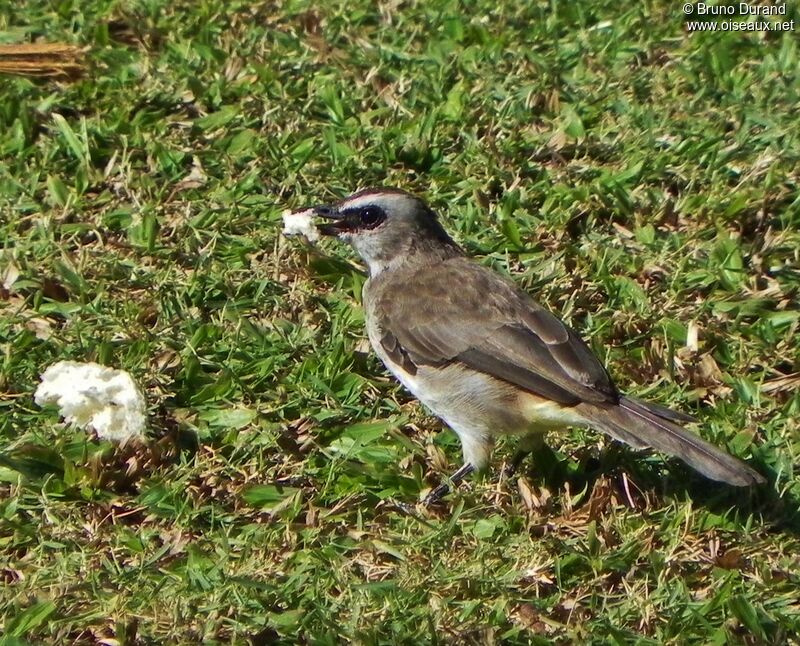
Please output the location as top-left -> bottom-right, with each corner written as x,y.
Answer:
281,208 -> 320,242
351,231 -> 403,276
351,232 -> 382,256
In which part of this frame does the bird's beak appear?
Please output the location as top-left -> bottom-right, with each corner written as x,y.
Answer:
312,205 -> 349,236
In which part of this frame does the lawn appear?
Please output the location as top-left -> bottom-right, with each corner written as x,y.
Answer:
1,0 -> 799,643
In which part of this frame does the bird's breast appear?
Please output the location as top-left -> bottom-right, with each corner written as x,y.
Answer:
365,315 -> 423,394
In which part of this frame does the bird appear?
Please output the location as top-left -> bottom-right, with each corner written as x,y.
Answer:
310,187 -> 765,502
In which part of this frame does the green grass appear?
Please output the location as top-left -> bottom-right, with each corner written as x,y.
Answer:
2,0 -> 800,643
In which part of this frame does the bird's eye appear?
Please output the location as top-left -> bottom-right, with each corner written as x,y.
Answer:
360,207 -> 384,228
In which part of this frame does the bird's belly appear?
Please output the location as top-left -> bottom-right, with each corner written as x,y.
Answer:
366,318 -> 586,436
517,390 -> 586,430
374,350 -> 534,433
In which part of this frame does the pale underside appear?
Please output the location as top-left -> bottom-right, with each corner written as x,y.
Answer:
367,310 -> 585,469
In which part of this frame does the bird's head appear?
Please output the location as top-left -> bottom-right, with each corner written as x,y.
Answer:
313,188 -> 459,275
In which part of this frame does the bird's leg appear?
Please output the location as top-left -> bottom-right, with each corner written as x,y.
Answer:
424,463 -> 475,505
503,432 -> 546,480
503,450 -> 529,480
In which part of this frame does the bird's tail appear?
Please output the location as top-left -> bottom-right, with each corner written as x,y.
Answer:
577,396 -> 765,486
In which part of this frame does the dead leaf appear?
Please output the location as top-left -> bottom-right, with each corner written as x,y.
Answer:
697,353 -> 723,385
547,130 -> 567,151
715,548 -> 744,570
42,276 -> 69,302
1,261 -> 20,289
0,42 -> 85,79
171,156 -> 207,194
761,373 -> 800,395
512,603 -> 547,633
518,476 -> 536,511
686,320 -> 700,352
25,317 -> 53,340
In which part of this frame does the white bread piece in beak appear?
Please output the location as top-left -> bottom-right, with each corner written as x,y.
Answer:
281,208 -> 319,242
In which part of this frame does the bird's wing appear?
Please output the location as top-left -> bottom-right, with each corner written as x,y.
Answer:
372,257 -> 618,405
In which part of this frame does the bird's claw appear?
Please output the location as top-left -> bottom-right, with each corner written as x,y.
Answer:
423,483 -> 450,506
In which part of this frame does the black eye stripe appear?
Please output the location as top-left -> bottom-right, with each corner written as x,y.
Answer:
360,207 -> 383,227
339,205 -> 385,229
338,205 -> 386,231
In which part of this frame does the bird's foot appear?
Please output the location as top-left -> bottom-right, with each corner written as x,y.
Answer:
502,450 -> 530,481
423,483 -> 451,506
384,497 -> 419,516
423,463 -> 475,506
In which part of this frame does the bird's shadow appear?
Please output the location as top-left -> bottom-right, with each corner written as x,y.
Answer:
517,442 -> 800,535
